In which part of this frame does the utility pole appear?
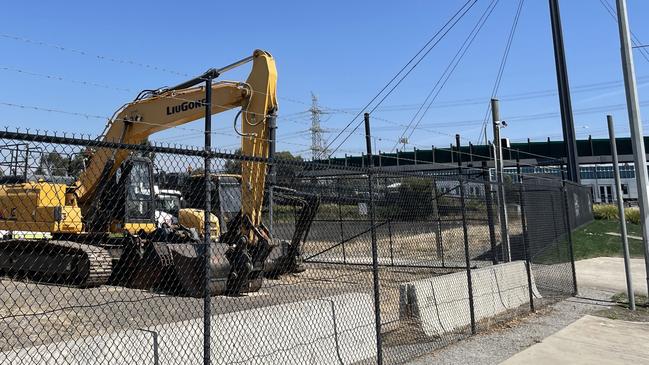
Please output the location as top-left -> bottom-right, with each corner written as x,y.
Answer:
310,92 -> 328,160
548,0 -> 580,183
616,0 -> 649,296
492,98 -> 511,262
364,112 -> 383,365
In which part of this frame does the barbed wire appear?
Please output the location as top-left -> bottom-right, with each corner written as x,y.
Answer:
0,34 -> 315,110
0,33 -> 189,77
0,102 -> 325,152
0,66 -> 133,92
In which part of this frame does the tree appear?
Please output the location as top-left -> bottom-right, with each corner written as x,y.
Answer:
222,148 -> 243,175
274,151 -> 304,182
394,177 -> 436,220
222,149 -> 304,182
36,152 -> 85,177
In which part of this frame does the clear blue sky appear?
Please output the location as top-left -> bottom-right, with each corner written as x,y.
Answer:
0,0 -> 648,158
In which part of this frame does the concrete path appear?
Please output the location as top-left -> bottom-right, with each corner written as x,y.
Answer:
500,315 -> 649,365
575,257 -> 647,295
605,231 -> 643,241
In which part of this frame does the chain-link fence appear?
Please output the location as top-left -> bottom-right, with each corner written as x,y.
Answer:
0,130 -> 591,364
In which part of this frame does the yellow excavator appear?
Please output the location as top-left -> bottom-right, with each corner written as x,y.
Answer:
0,50 -> 302,296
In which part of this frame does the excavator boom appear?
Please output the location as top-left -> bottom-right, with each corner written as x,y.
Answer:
76,49 -> 278,225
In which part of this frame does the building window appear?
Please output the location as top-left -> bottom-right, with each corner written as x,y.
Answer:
622,184 -> 629,195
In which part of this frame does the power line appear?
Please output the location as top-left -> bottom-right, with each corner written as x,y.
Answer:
477,0 -> 525,144
323,0 -> 479,158
321,74 -> 649,113
394,0 -> 501,152
598,0 -> 649,63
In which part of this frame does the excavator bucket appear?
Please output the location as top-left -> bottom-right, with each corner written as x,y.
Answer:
104,222 -> 272,297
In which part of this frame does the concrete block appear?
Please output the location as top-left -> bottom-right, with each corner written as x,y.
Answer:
399,261 -> 541,337
1,293 -> 376,365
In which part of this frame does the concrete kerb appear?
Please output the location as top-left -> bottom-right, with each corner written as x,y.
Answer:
0,292 -> 377,365
399,261 -> 541,337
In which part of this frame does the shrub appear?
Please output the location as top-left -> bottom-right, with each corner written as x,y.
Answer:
593,204 -> 641,225
593,204 -> 618,220
625,207 -> 641,225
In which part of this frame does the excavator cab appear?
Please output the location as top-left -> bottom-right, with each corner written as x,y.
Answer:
121,157 -> 157,234
86,156 -> 157,235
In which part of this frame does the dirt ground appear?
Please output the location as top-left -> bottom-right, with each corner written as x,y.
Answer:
0,221 -> 508,358
0,261 -> 457,352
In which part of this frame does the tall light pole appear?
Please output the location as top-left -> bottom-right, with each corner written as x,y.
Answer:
616,0 -> 649,296
548,0 -> 580,183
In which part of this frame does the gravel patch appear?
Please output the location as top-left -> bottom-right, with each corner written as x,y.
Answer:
405,287 -> 616,365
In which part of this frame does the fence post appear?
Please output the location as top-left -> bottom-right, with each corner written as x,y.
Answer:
482,161 -> 498,264
388,219 -> 394,266
431,178 -> 444,266
203,76 -> 213,365
561,180 -> 578,296
337,178 -> 347,264
456,134 -> 462,175
608,115 -> 635,310
459,175 -> 476,334
364,112 -> 383,364
518,182 -> 535,312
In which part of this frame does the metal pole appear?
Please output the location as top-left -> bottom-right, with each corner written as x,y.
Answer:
23,146 -> 29,180
431,178 -> 445,266
561,180 -> 579,296
388,219 -> 394,266
459,175 -> 476,334
608,115 -> 636,310
456,134 -> 462,175
549,0 -> 580,183
364,112 -> 383,365
492,98 -> 511,262
616,0 -> 649,296
516,150 -> 521,181
518,181 -> 535,312
337,178 -> 347,264
482,161 -> 498,264
203,77 -> 213,365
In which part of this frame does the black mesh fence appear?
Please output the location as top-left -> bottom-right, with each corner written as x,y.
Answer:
0,130 -> 591,364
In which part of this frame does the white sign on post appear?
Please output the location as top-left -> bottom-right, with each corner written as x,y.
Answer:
358,202 -> 368,216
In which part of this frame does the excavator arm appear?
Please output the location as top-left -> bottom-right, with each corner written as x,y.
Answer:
76,50 -> 278,240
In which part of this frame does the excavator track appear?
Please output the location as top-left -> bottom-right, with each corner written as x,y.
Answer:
0,239 -> 113,288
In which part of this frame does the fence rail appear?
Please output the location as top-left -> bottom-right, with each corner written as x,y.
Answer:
0,131 -> 591,364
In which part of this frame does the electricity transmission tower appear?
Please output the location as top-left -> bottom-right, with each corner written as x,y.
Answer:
309,92 -> 329,160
